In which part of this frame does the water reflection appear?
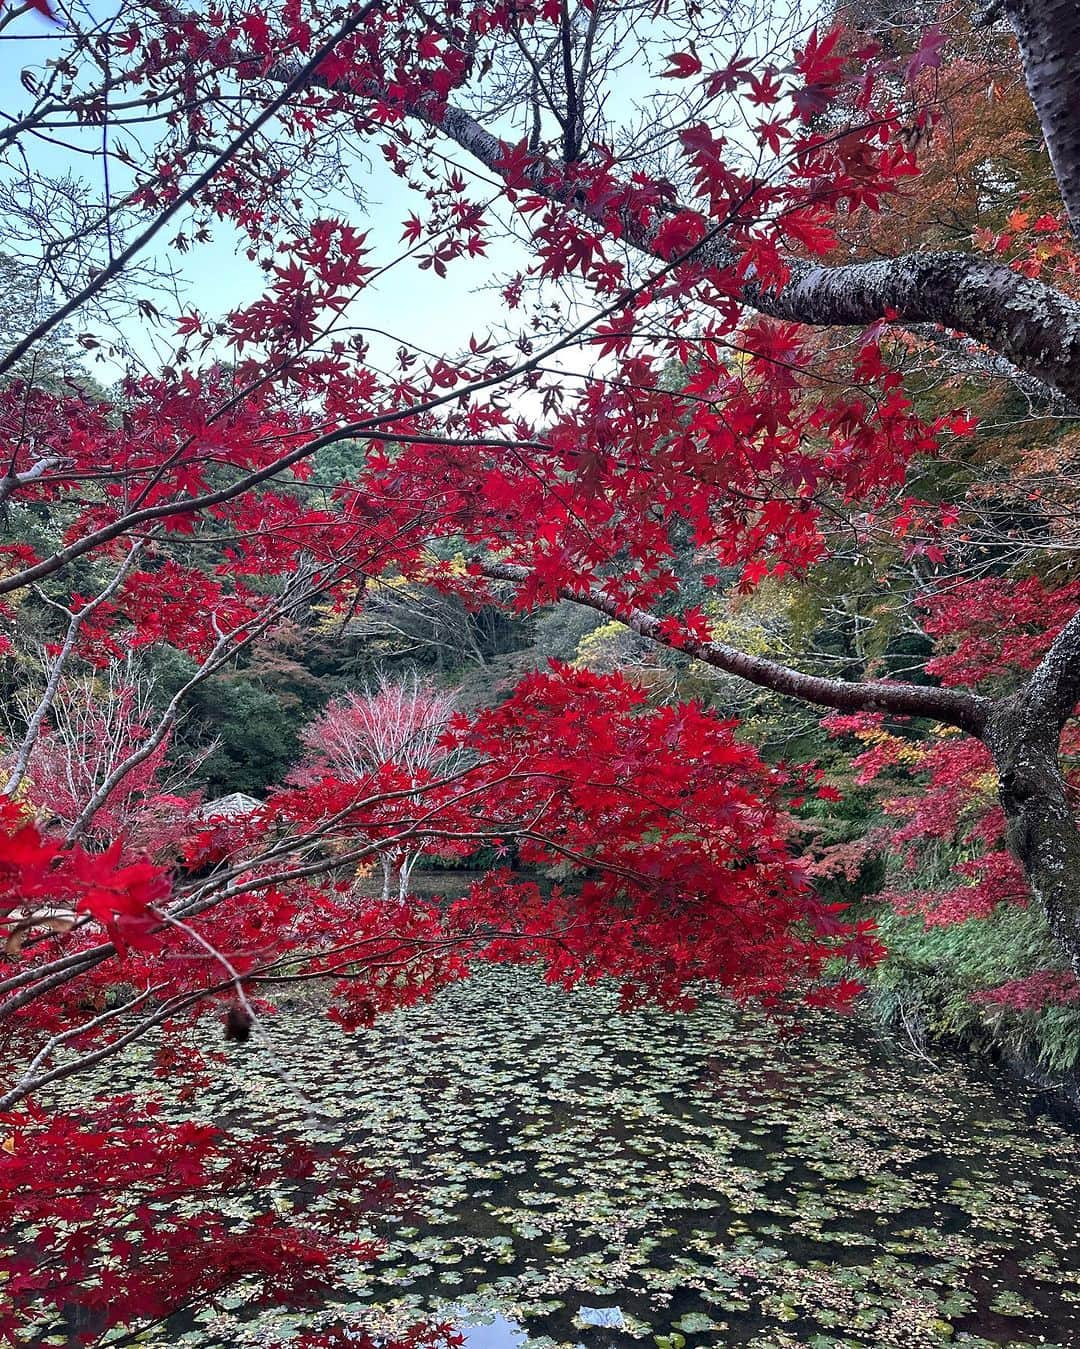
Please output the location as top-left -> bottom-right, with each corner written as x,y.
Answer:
573,1308 -> 625,1330
458,1313 -> 529,1349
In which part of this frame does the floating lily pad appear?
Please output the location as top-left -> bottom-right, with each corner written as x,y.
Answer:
33,965 -> 1080,1349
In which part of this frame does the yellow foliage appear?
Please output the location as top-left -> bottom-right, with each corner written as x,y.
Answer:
705,614 -> 772,657
854,727 -> 925,766
311,595 -> 354,634
573,620 -> 634,669
703,578 -> 797,657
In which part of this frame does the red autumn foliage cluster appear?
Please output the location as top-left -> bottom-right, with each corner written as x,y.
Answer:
973,968 -> 1080,1012
0,1099 -> 391,1343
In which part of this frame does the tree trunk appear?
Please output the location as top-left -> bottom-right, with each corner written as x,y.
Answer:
986,692 -> 1080,974
976,607 -> 1080,969
486,560 -> 1080,972
1006,0 -> 1080,238
398,852 -> 418,900
380,854 -> 393,903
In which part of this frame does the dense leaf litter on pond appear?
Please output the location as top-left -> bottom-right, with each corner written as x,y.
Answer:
50,966 -> 1080,1347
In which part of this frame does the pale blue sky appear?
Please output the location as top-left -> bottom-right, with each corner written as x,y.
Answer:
0,1 -> 814,391
0,4 -> 624,386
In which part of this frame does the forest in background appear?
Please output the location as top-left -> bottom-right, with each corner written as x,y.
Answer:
3,0 -> 1080,1074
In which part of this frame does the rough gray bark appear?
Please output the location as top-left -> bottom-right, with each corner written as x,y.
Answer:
988,718 -> 1080,972
985,611 -> 1080,974
10,20 -> 1080,971
987,700 -> 1080,973
1006,0 -> 1080,239
423,24 -> 1080,970
425,103 -> 1080,405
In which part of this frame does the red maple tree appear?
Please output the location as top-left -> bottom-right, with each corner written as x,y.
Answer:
2,0 -> 1080,1339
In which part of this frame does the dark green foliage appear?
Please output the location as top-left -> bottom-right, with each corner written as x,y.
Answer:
153,650 -> 301,797
197,679 -> 300,797
310,437 -> 369,486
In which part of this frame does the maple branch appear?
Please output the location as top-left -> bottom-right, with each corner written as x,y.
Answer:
0,0 -> 387,382
0,455 -> 71,508
421,102 -> 1080,404
0,766 -> 525,1022
153,910 -> 326,1118
210,31 -> 1080,404
481,561 -> 991,735
0,983 -> 163,1110
0,240 -> 657,600
0,980 -> 233,1110
62,559 -> 323,843
206,11 -> 1080,405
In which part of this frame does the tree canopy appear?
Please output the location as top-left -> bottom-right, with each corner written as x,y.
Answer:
4,0 -> 1080,1339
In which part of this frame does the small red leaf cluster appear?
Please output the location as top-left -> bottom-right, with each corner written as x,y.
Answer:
0,1099 -> 388,1344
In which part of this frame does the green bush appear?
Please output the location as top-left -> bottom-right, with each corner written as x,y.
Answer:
867,902 -> 1080,1074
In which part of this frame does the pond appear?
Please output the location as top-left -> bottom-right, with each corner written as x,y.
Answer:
56,966 -> 1080,1347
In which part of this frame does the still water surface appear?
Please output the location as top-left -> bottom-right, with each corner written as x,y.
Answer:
76,965 -> 1080,1347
